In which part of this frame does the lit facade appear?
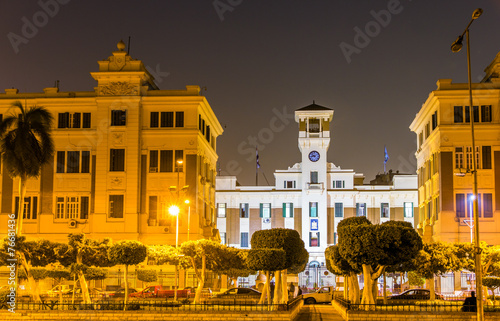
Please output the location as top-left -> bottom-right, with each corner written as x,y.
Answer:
0,41 -> 223,245
216,103 -> 418,286
409,51 -> 500,245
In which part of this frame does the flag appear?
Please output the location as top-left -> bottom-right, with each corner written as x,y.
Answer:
256,148 -> 260,169
384,145 -> 389,173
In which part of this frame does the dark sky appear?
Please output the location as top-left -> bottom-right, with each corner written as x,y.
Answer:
1,1 -> 499,185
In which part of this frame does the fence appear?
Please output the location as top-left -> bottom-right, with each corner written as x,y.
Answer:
10,296 -> 303,312
334,296 -> 500,313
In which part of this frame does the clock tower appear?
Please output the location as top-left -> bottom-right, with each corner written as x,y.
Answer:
295,102 -> 334,261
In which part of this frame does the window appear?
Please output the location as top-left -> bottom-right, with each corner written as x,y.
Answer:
240,203 -> 249,218
220,232 -> 226,245
465,106 -> 470,123
431,111 -> 437,130
160,150 -> 173,172
455,147 -> 463,169
309,202 -> 318,217
161,112 -> 174,127
481,105 -> 492,122
56,151 -> 90,173
109,195 -> 124,218
205,125 -> 211,142
110,149 -> 125,171
217,203 -> 226,218
309,232 -> 320,247
425,123 -> 430,138
14,196 -> 37,220
55,196 -> 89,220
149,150 -> 158,172
82,113 -> 91,128
483,194 -> 493,218
308,119 -> 320,133
310,171 -> 318,184
260,203 -> 271,218
284,180 -> 296,188
418,132 -> 423,148
473,106 -> 479,123
283,203 -> 294,218
454,106 -> 463,123
58,112 -> 90,129
482,146 -> 492,169
356,203 -> 366,216
404,202 -> 413,218
175,111 -> 184,127
465,147 -> 473,170
334,203 -> 343,218
150,112 -> 159,128
240,232 -> 249,248
381,203 -> 389,218
334,180 -> 345,189
111,110 -> 126,126
456,194 -> 465,218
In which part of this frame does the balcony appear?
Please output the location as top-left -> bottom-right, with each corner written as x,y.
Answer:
307,182 -> 324,190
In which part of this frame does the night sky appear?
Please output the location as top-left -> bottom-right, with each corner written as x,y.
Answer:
1,1 -> 499,185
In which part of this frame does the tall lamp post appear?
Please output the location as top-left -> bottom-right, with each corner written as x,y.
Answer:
451,8 -> 483,321
185,200 -> 191,241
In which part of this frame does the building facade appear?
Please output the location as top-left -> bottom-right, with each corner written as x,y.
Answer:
216,103 -> 418,287
0,41 -> 223,246
409,51 -> 500,245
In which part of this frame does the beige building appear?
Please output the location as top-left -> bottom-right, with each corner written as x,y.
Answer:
0,41 -> 223,246
409,51 -> 500,246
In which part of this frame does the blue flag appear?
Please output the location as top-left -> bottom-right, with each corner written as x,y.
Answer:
384,146 -> 389,172
256,148 -> 260,169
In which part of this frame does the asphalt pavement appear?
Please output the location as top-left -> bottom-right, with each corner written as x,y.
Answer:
294,305 -> 344,321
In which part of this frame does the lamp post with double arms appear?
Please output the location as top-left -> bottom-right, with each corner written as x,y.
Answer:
450,8 -> 484,321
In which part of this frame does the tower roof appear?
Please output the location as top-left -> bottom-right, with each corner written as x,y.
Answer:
296,102 -> 332,111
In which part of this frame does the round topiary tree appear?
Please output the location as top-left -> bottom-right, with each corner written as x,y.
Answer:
137,269 -> 158,288
108,240 -> 147,308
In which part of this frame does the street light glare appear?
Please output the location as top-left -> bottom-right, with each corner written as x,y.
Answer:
185,200 -> 190,204
168,205 -> 180,216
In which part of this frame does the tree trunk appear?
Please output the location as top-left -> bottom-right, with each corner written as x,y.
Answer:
174,264 -> 178,301
361,265 -> 374,307
273,270 -> 280,305
349,272 -> 360,304
18,252 -> 41,303
258,271 -> 270,305
123,265 -> 129,310
16,176 -> 27,235
282,269 -> 288,303
344,275 -> 348,300
76,253 -> 91,304
194,254 -> 206,303
429,276 -> 436,301
383,271 -> 387,305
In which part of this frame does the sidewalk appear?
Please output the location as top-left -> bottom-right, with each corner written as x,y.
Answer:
294,305 -> 345,321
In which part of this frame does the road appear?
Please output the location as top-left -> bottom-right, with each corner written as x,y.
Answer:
294,305 -> 344,321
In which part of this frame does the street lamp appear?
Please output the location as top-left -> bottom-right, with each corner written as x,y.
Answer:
168,205 -> 180,248
185,200 -> 191,241
451,8 -> 484,321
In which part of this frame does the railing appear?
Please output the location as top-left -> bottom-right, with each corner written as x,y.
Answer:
334,296 -> 500,313
8,297 -> 303,312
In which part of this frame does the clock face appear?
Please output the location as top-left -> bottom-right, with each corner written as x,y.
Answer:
309,151 -> 320,162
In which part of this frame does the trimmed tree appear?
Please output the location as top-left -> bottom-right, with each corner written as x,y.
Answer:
483,277 -> 500,300
249,228 -> 308,304
212,247 -> 254,289
246,248 -> 286,304
137,269 -> 158,288
325,245 -> 361,303
180,239 -> 224,304
338,217 -> 422,308
108,240 -> 147,308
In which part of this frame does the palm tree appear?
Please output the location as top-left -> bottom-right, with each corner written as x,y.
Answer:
0,101 -> 54,235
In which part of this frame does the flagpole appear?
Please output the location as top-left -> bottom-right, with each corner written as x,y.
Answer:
256,147 -> 260,186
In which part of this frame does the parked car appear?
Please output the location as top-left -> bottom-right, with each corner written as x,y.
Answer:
45,285 -> 74,297
205,287 -> 261,304
102,288 -> 137,299
129,285 -> 191,298
185,287 -> 212,298
388,289 -> 443,300
302,286 -> 335,305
